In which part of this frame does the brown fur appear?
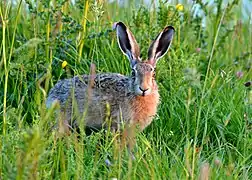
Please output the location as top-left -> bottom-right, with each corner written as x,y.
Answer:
131,89 -> 159,130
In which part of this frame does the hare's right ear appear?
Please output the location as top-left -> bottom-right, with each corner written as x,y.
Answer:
115,22 -> 140,68
147,26 -> 175,67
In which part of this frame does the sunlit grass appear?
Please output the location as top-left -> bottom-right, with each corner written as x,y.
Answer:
0,0 -> 251,179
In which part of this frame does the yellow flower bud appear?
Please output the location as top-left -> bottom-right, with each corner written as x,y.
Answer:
62,61 -> 68,69
176,4 -> 184,11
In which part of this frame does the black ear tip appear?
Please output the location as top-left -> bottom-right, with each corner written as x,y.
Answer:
164,26 -> 175,32
115,21 -> 127,30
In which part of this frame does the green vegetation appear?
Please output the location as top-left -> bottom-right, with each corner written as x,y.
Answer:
0,0 -> 251,179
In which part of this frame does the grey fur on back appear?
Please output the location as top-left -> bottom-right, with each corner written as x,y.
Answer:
46,73 -> 135,130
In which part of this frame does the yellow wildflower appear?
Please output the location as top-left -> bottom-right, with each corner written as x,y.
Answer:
62,60 -> 68,68
176,4 -> 184,11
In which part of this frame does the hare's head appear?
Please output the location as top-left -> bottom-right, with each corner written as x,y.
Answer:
115,22 -> 175,96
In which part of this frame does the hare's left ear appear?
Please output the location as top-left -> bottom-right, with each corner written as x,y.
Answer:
147,26 -> 175,67
115,22 -> 141,68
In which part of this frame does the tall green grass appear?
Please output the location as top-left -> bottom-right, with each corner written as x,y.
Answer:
0,0 -> 251,179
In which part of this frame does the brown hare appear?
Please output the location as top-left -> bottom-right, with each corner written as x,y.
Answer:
46,22 -> 175,138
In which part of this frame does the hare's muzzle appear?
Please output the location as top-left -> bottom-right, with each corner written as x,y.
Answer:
135,84 -> 152,96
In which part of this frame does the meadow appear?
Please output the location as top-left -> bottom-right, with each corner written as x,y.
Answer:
0,0 -> 251,179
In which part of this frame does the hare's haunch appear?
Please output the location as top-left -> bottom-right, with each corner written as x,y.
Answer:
46,22 -> 175,133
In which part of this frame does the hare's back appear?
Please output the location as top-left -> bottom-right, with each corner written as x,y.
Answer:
46,78 -> 76,108
46,73 -> 130,108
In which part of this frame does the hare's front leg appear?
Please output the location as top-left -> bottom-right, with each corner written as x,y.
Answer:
121,123 -> 139,160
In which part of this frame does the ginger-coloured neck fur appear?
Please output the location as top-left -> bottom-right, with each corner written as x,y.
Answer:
130,88 -> 160,130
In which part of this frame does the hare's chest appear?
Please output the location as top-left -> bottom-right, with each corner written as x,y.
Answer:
130,92 -> 160,130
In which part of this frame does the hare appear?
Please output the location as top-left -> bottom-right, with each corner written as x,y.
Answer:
46,22 -> 174,136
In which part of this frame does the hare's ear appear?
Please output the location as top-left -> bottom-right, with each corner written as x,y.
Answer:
115,22 -> 140,67
147,26 -> 175,67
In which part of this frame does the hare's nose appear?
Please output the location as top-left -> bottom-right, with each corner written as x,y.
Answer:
139,87 -> 149,92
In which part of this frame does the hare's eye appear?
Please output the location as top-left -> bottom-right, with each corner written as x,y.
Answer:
152,71 -> 156,78
131,70 -> 136,77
